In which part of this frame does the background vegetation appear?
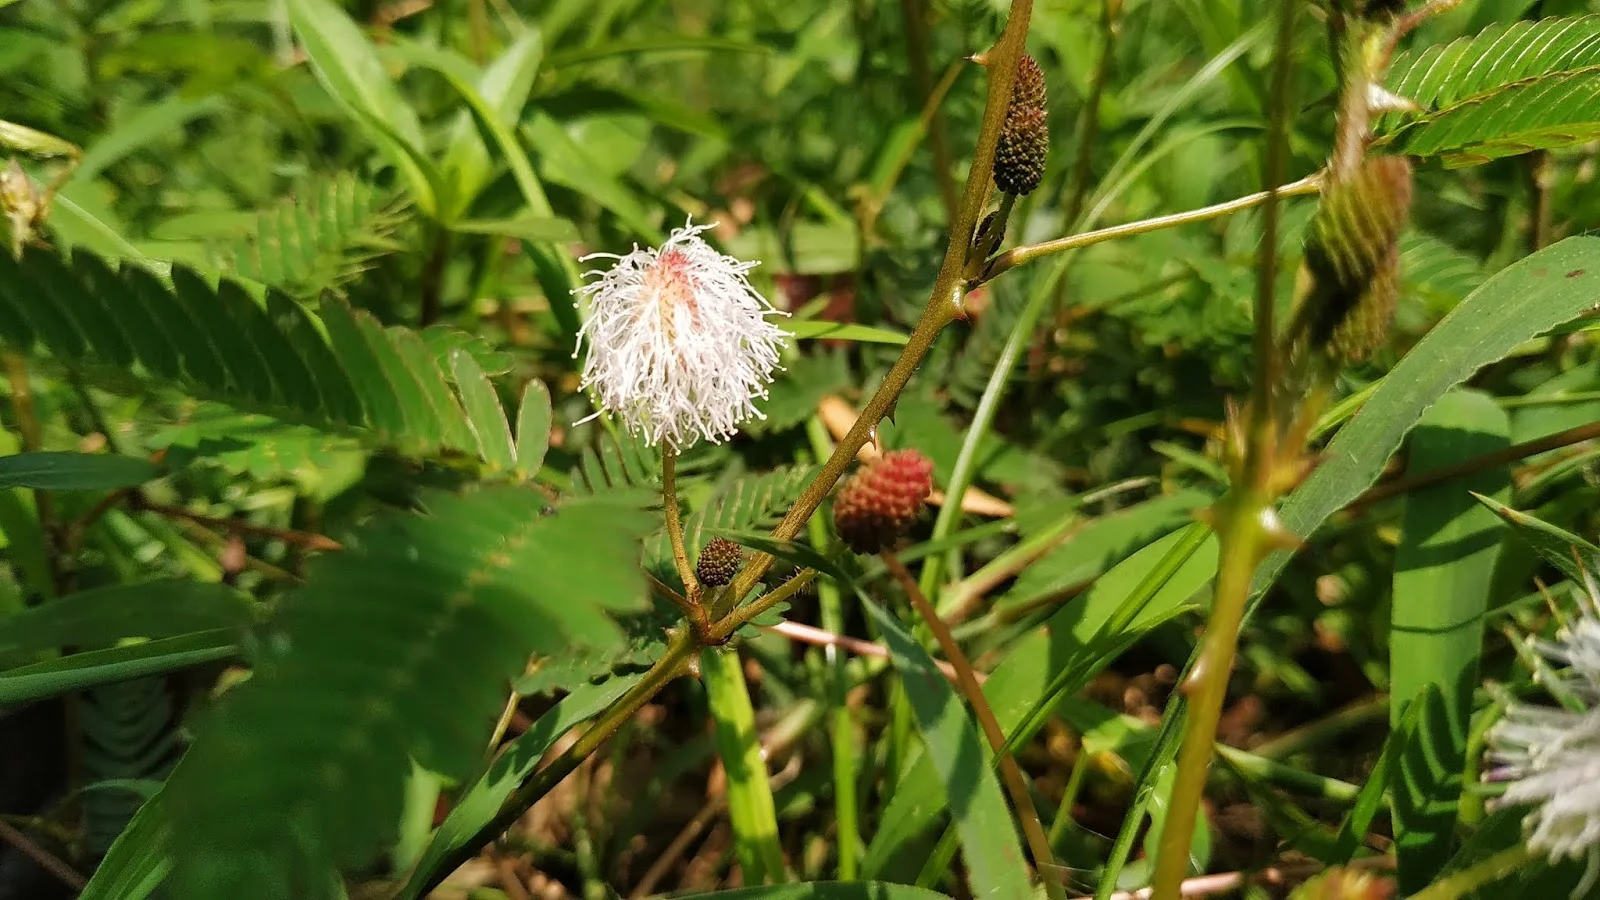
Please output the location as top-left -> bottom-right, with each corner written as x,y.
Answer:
2,0 -> 1600,898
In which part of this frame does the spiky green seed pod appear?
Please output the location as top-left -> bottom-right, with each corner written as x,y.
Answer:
695,536 -> 742,587
993,55 -> 1049,197
1328,244 -> 1399,364
1301,154 -> 1413,363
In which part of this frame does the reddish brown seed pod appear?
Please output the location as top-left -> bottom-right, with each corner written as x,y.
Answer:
832,450 -> 935,555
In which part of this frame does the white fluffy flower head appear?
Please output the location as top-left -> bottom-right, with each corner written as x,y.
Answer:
572,220 -> 789,449
1486,569 -> 1600,868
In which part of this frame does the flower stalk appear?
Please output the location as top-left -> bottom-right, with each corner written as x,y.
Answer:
661,448 -> 712,639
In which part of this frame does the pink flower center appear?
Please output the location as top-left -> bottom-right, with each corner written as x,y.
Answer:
644,249 -> 700,330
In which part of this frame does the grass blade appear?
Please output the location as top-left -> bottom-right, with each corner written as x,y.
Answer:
1389,390 -> 1510,891
701,646 -> 787,884
860,594 -> 1034,900
395,673 -> 646,899
287,0 -> 439,215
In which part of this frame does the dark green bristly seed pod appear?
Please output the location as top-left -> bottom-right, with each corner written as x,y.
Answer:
695,537 -> 742,587
993,55 -> 1049,196
1301,154 -> 1413,364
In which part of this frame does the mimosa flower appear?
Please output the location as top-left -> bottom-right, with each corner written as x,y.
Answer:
1486,569 -> 1600,869
572,220 -> 788,449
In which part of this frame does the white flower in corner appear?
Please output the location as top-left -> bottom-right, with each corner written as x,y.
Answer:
573,220 -> 789,449
1486,569 -> 1600,874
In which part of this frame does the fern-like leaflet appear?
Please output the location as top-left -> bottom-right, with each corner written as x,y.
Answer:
211,176 -> 410,298
0,245 -> 532,467
1376,16 -> 1600,164
163,487 -> 657,898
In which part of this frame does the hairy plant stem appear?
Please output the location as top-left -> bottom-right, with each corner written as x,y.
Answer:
712,568 -> 818,643
979,173 -> 1322,283
424,629 -> 699,890
0,817 -> 83,891
1151,495 -> 1273,896
661,448 -> 711,638
1149,1 -> 1299,896
722,0 -> 1035,611
1349,419 -> 1600,511
884,551 -> 1066,900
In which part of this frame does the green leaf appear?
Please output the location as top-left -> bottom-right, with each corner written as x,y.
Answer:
213,176 -> 410,298
395,673 -> 646,899
513,379 -> 553,478
287,0 -> 439,214
1330,694 -> 1425,863
1266,239 -> 1600,584
651,466 -> 816,582
75,95 -> 226,184
151,405 -> 363,492
0,485 -> 53,600
0,580 -> 252,659
164,488 -> 656,899
1431,807 -> 1585,896
859,594 -> 1034,900
448,349 -> 517,472
1372,14 -> 1600,164
451,215 -> 578,242
701,646 -> 787,883
0,246 -> 533,465
511,607 -> 670,697
745,352 -> 850,437
76,790 -> 170,900
0,631 -> 238,706
1381,16 -> 1600,122
1389,390 -> 1510,891
522,114 -> 661,240
1382,69 -> 1600,165
0,117 -> 80,158
997,490 -> 1212,614
437,32 -> 546,220
1475,493 -> 1600,584
666,886 -> 952,900
780,320 -> 909,345
0,451 -> 159,490
403,40 -> 551,224
543,35 -> 770,71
